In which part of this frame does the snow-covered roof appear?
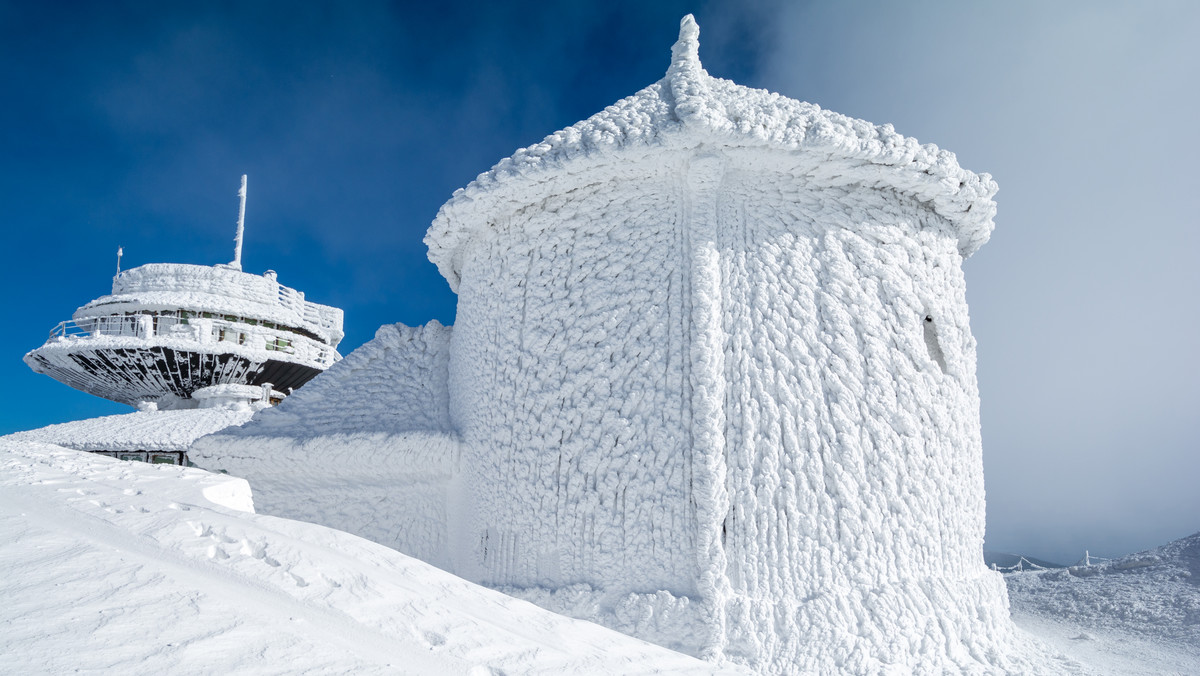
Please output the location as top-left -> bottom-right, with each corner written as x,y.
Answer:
6,408 -> 254,452
426,15 -> 998,291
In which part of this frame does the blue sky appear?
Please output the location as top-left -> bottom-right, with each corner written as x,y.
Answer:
1,1 -> 1196,565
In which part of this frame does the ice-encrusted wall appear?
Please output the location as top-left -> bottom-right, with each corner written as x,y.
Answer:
710,172 -> 1003,669
446,167 -> 713,652
451,174 -> 693,589
438,150 -> 1032,670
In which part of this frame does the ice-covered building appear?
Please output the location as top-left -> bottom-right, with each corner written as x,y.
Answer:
25,176 -> 343,414
26,262 -> 343,410
24,176 -> 343,465
194,17 -> 1047,672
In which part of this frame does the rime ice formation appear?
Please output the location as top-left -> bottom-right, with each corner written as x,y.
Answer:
193,321 -> 457,567
26,263 -> 343,411
195,15 -> 1054,672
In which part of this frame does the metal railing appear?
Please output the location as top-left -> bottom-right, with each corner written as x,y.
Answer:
44,313 -> 339,368
990,556 -> 1054,573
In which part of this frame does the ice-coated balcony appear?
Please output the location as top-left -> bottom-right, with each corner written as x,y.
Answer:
43,310 -> 339,369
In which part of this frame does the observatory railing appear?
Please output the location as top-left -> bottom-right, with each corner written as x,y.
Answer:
44,314 -> 339,368
110,264 -> 342,342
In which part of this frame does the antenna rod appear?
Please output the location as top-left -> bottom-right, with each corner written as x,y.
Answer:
232,174 -> 247,271
116,246 -> 123,273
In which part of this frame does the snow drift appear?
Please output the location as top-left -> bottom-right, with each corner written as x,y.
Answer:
0,437 -> 739,674
192,321 -> 458,568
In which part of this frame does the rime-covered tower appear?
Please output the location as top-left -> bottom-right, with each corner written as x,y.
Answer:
198,15 -> 1045,672
424,16 -> 1028,672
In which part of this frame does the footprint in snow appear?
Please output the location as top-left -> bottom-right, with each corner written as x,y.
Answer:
240,538 -> 280,567
209,529 -> 236,544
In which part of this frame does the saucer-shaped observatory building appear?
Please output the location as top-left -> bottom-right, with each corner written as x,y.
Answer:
25,177 -> 343,412
424,16 -> 1023,672
25,264 -> 343,410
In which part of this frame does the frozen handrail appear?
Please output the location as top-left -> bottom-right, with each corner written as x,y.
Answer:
43,314 -> 340,368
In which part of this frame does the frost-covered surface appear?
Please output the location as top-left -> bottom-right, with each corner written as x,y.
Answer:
81,263 -> 343,345
190,321 -> 457,566
1005,533 -> 1200,675
440,148 -> 1037,670
29,331 -> 331,373
427,16 -> 996,292
192,16 -> 1042,672
204,321 -> 453,439
6,408 -> 253,452
0,437 -> 738,675
24,330 -> 334,409
428,17 -> 1022,673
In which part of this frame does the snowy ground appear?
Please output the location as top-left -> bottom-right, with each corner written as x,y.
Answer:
0,437 -> 742,674
1005,534 -> 1200,676
1,435 -> 1195,674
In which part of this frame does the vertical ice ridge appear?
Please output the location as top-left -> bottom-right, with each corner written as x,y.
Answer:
681,153 -> 732,659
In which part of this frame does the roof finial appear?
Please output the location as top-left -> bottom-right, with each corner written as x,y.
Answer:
666,15 -> 714,126
671,14 -> 701,72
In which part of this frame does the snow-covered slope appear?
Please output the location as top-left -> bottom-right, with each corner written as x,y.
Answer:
0,437 -> 742,674
1005,533 -> 1200,675
9,432 -> 1198,673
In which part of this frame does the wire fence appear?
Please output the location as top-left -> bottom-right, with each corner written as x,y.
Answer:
991,549 -> 1112,573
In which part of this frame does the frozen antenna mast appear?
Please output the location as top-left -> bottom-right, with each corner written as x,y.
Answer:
231,174 -> 247,271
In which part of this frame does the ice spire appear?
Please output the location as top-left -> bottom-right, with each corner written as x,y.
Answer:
666,15 -> 717,128
670,14 -> 701,73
